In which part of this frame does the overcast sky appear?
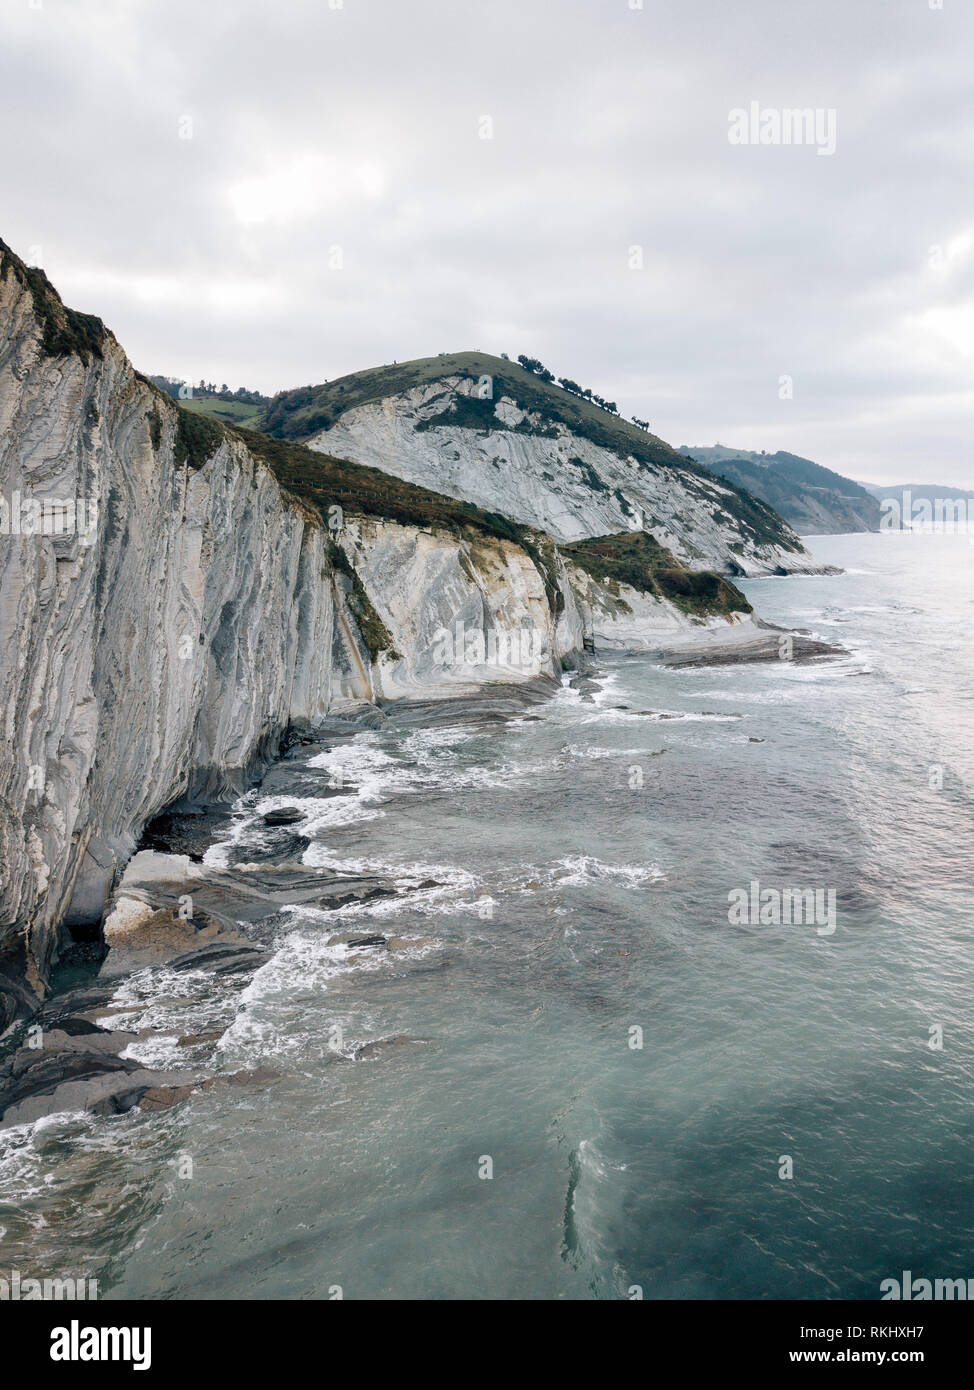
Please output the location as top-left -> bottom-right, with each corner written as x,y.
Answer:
3,0 -> 973,485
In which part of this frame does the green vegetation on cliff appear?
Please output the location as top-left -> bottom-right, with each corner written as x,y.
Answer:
0,238 -> 105,365
258,351 -> 804,555
561,531 -> 752,618
326,541 -> 399,660
156,402 -> 564,621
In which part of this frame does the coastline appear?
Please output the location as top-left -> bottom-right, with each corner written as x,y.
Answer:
0,616 -> 846,1133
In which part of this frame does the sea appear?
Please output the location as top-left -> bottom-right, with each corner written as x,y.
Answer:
2,530 -> 973,1300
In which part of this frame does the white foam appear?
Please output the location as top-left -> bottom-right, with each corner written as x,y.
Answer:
552,856 -> 666,889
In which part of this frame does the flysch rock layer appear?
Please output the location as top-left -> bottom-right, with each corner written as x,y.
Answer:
0,249 -> 810,1020
309,377 -> 826,577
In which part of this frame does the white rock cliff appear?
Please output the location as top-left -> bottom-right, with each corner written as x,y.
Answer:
0,248 -> 786,1019
308,374 -> 822,577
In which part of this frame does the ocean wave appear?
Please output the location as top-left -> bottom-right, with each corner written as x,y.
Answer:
553,856 -> 665,889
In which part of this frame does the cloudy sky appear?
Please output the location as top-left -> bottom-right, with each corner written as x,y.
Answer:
3,0 -> 972,484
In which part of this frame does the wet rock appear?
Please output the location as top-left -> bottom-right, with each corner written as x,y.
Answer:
159,865 -> 398,921
662,632 -> 844,668
138,1083 -> 197,1112
328,933 -> 387,949
138,808 -> 236,862
99,899 -> 240,978
34,984 -> 120,1030
415,879 -> 442,890
569,676 -> 602,697
308,704 -> 387,735
0,1025 -> 198,1129
223,828 -> 311,869
176,1029 -> 226,1047
260,807 -> 305,826
167,942 -> 270,975
45,1016 -> 108,1038
258,762 -> 356,798
379,678 -> 560,733
385,936 -> 437,953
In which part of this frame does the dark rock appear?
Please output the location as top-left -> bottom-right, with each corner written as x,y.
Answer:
258,763 -> 355,798
167,942 -> 270,975
176,1029 -> 226,1047
34,984 -> 119,1029
0,945 -> 42,1032
127,866 -> 400,929
0,1025 -> 198,1129
56,941 -> 110,970
138,1083 -> 197,1112
48,1016 -> 109,1037
138,807 -> 236,862
662,632 -> 845,669
569,676 -> 602,697
260,806 -> 305,826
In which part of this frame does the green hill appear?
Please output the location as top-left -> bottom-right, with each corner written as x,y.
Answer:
260,351 -> 802,553
681,445 -> 881,535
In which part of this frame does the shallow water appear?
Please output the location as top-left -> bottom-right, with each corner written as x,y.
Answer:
3,531 -> 974,1300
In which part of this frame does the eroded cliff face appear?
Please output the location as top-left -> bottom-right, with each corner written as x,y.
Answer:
0,276 -> 358,1010
0,260 -> 581,1016
563,560 -> 761,653
336,517 -> 584,699
307,376 -> 821,577
0,247 -> 765,1021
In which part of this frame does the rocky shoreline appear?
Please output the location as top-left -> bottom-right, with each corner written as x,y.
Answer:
0,677 -> 563,1129
0,629 -> 848,1133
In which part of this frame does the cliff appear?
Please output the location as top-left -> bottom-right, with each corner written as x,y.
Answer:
261,353 -> 824,577
0,243 -> 778,1023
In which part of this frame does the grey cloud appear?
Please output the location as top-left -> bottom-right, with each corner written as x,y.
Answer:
2,0 -> 973,483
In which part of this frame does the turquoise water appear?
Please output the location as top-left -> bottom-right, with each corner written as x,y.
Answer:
2,531 -> 974,1300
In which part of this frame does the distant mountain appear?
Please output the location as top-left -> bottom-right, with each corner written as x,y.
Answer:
679,445 -> 881,535
859,482 -> 974,504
